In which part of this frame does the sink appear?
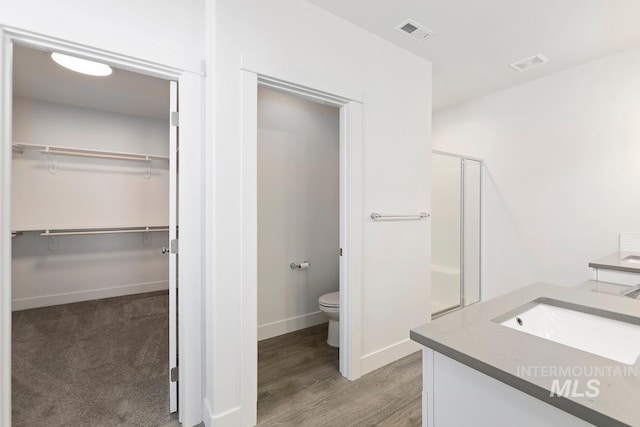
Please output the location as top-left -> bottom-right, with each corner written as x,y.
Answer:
624,255 -> 640,264
494,298 -> 640,365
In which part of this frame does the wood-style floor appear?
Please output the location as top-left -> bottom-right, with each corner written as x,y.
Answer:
258,324 -> 422,426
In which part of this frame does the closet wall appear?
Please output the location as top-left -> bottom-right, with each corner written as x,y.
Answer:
11,97 -> 170,310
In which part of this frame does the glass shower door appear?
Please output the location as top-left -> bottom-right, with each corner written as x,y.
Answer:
431,152 -> 482,317
431,154 -> 462,314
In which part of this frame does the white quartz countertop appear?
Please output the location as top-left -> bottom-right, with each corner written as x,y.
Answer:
410,283 -> 640,427
589,252 -> 640,274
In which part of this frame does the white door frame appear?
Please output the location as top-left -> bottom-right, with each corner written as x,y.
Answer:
0,27 -> 204,427
239,56 -> 363,425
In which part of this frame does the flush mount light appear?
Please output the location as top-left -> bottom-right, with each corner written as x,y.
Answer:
50,52 -> 112,76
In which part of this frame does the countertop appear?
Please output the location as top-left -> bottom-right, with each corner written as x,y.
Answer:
410,283 -> 640,427
589,252 -> 640,274
575,279 -> 630,296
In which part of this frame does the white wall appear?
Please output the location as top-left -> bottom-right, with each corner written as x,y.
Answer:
11,98 -> 169,310
12,98 -> 169,230
257,87 -> 339,340
0,0 -> 204,73
209,0 -> 432,424
433,48 -> 640,300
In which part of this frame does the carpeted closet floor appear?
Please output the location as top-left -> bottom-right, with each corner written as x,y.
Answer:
12,291 -> 177,427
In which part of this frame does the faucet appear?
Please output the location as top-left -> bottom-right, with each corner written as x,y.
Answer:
620,284 -> 640,299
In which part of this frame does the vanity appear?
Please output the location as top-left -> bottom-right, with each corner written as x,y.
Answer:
589,252 -> 640,289
411,283 -> 640,427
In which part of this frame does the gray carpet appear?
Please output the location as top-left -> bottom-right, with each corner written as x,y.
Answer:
12,291 -> 177,427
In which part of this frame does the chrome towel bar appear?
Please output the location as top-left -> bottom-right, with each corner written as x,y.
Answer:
370,212 -> 430,221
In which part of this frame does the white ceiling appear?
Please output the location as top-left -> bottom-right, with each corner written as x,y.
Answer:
306,0 -> 640,110
13,44 -> 169,119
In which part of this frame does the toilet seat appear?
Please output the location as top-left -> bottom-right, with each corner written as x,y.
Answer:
319,291 -> 339,308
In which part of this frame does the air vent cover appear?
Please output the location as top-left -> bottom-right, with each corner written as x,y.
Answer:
509,54 -> 549,72
395,19 -> 433,41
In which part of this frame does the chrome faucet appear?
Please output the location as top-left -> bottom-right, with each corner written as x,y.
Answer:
620,284 -> 640,299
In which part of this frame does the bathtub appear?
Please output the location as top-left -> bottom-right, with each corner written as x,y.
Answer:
431,264 -> 461,314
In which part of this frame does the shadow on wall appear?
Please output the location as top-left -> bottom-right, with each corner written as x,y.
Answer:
482,168 -> 539,299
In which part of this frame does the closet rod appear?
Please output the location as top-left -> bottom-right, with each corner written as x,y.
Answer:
12,142 -> 169,162
40,227 -> 169,237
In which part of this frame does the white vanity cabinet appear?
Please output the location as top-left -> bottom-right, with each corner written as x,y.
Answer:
421,349 -> 593,427
589,252 -> 640,287
421,349 -> 594,426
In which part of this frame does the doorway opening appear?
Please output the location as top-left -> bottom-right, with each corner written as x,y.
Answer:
239,61 -> 364,425
256,86 -> 340,422
9,43 -> 179,425
430,150 -> 483,317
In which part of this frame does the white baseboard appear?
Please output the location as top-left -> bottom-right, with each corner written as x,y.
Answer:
12,280 -> 169,311
204,401 -> 243,427
258,311 -> 327,341
361,338 -> 421,375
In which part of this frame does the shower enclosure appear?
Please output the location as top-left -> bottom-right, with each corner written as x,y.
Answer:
431,151 -> 482,317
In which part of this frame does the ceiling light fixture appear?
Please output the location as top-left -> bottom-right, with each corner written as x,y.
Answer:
51,52 -> 113,77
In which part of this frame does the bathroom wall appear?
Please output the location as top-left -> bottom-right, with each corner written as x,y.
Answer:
257,87 -> 339,340
11,97 -> 169,310
209,0 -> 431,423
433,48 -> 640,300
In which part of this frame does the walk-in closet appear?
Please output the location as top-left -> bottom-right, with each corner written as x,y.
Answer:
10,44 -> 178,426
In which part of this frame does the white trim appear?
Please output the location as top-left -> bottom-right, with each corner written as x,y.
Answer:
422,348 -> 435,427
240,55 -> 363,426
258,312 -> 327,341
168,80 -> 178,413
209,405 -> 243,427
0,27 -> 203,426
240,68 -> 259,427
0,28 -> 13,427
3,26 -> 190,79
240,55 -> 363,103
361,339 -> 421,375
339,101 -> 363,380
177,71 -> 205,426
11,281 -> 169,311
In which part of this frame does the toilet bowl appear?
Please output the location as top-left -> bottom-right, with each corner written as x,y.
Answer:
319,291 -> 339,348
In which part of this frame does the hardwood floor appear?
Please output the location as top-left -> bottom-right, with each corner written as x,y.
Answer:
258,324 -> 422,426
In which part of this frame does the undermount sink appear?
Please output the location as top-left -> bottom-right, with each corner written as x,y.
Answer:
623,255 -> 640,264
494,298 -> 640,365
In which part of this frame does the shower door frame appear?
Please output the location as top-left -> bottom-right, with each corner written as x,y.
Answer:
431,150 -> 484,318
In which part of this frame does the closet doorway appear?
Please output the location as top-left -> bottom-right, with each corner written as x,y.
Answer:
8,43 -> 179,425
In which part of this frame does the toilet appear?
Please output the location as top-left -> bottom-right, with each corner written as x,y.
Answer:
318,291 -> 340,348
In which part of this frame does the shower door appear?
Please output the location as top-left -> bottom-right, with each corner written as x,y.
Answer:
431,152 -> 482,317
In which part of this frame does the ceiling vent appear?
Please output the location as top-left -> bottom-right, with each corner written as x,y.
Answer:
509,54 -> 549,72
395,19 -> 433,41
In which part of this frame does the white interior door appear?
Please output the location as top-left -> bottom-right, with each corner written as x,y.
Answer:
169,80 -> 178,413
